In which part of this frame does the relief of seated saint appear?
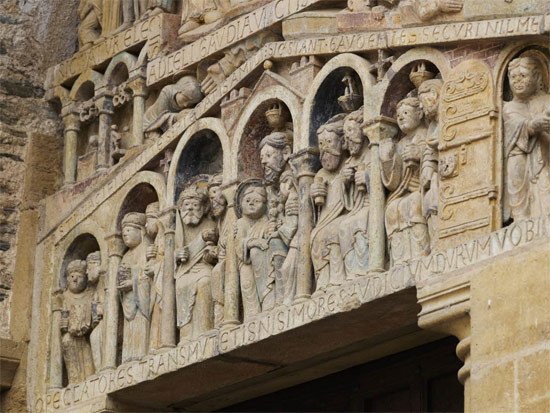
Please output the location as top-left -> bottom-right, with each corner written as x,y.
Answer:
60,260 -> 96,384
503,53 -> 550,222
381,97 -> 430,264
175,183 -> 217,344
234,180 -> 274,320
143,76 -> 203,140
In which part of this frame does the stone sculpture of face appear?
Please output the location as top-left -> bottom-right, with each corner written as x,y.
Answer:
122,225 -> 142,248
181,197 -> 207,226
145,216 -> 159,239
397,103 -> 423,134
241,188 -> 267,220
509,63 -> 539,100
68,270 -> 87,294
343,118 -> 364,157
419,83 -> 441,121
208,185 -> 227,219
260,144 -> 287,184
318,130 -> 343,172
86,258 -> 101,284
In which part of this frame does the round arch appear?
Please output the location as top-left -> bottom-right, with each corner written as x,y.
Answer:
69,69 -> 104,101
104,52 -> 138,87
300,53 -> 375,150
167,117 -> 231,205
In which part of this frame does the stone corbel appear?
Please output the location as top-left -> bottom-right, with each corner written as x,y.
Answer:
290,148 -> 320,302
159,206 -> 177,348
102,233 -> 126,371
61,107 -> 81,185
127,76 -> 149,147
363,116 -> 398,273
221,183 -> 240,328
417,272 -> 471,412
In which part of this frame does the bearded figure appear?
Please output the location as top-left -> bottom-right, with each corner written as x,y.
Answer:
144,202 -> 165,352
381,97 -> 430,264
118,212 -> 151,362
418,79 -> 443,247
175,183 -> 217,343
86,251 -> 105,371
208,174 -> 228,327
60,260 -> 96,383
338,108 -> 371,278
234,180 -> 273,320
310,114 -> 349,292
259,132 -> 298,305
503,53 -> 550,222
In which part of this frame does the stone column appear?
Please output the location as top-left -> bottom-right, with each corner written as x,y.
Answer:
48,290 -> 64,389
363,116 -> 398,273
129,77 -> 148,147
221,184 -> 240,328
417,275 -> 472,412
96,93 -> 115,171
160,207 -> 176,348
291,149 -> 320,302
62,111 -> 80,184
102,234 -> 125,371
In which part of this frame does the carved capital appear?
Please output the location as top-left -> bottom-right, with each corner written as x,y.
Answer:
62,111 -> 81,133
127,76 -> 148,98
105,233 -> 125,258
290,148 -> 320,179
363,116 -> 399,145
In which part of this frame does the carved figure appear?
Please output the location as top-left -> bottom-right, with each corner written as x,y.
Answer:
175,183 -> 217,343
86,251 -> 105,371
110,125 -> 128,164
310,114 -> 349,292
259,132 -> 298,305
179,0 -> 228,36
381,97 -> 430,263
208,174 -> 228,327
412,0 -> 463,20
144,202 -> 165,352
78,0 -> 103,50
235,180 -> 273,320
118,0 -> 176,32
60,260 -> 96,384
503,54 -> 550,221
339,108 -> 370,277
144,76 -> 203,140
118,212 -> 151,362
418,79 -> 443,246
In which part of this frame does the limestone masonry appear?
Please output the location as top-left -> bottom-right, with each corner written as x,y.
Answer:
0,0 -> 549,412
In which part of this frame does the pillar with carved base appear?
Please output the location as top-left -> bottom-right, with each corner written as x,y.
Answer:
221,183 -> 240,328
291,149 -> 320,302
417,275 -> 471,412
363,116 -> 398,273
129,77 -> 148,147
101,234 -> 125,371
48,290 -> 64,389
62,110 -> 81,185
160,207 -> 177,348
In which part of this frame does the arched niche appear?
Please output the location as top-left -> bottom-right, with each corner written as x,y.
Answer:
493,41 -> 550,225
104,53 -> 137,87
167,118 -> 231,205
230,85 -> 303,181
379,48 -> 451,118
301,54 -> 375,149
58,234 -> 100,291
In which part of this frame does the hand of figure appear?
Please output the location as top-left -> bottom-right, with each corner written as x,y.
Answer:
144,262 -> 155,278
117,279 -> 133,292
117,265 -> 131,280
529,115 -> 550,134
440,0 -> 463,13
60,317 -> 69,333
402,145 -> 420,163
248,238 -> 269,251
342,166 -> 355,183
201,64 -> 226,95
310,182 -> 327,199
176,247 -> 189,264
355,168 -> 368,188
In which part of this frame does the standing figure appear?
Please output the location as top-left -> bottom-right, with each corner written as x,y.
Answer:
259,131 -> 298,305
60,260 -> 95,384
86,251 -> 105,371
208,174 -> 228,327
418,79 -> 443,247
381,97 -> 430,264
338,108 -> 371,278
78,0 -> 103,50
175,183 -> 217,344
144,202 -> 165,352
118,212 -> 151,362
234,180 -> 272,320
310,114 -> 349,292
503,54 -> 550,221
